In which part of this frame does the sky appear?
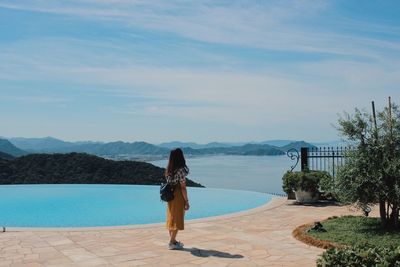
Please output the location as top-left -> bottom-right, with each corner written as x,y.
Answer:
0,0 -> 399,144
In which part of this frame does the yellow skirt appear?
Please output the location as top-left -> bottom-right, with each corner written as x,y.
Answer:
166,184 -> 185,230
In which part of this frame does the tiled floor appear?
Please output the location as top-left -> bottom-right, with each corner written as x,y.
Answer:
0,197 -> 363,266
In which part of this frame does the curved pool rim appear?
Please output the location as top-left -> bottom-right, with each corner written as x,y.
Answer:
0,184 -> 280,231
7,196 -> 282,232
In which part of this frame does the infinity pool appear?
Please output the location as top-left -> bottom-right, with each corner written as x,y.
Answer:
0,185 -> 272,227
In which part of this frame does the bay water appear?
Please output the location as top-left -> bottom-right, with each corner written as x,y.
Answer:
151,155 -> 298,195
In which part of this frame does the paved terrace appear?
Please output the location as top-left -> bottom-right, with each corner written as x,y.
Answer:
0,197 -> 363,267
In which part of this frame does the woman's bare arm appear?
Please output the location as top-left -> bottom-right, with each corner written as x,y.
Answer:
180,180 -> 190,210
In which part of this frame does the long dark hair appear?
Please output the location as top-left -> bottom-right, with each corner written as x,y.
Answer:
165,148 -> 189,177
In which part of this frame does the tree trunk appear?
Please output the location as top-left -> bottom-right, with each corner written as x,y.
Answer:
390,204 -> 399,230
381,201 -> 400,230
379,198 -> 387,228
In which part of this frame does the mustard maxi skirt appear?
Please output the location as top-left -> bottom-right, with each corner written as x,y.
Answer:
166,184 -> 185,231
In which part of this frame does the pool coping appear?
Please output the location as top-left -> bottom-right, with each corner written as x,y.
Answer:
4,196 -> 285,232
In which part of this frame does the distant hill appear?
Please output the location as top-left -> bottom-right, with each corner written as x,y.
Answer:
261,140 -> 294,147
181,142 -> 317,156
3,136 -> 316,158
95,141 -> 169,155
182,143 -> 285,156
0,139 -> 27,157
279,141 -> 317,152
159,141 -> 235,149
67,141 -> 169,156
159,141 -> 202,149
161,140 -> 311,150
8,138 -> 169,156
202,142 -> 235,148
9,137 -> 75,151
0,151 -> 14,160
311,140 -> 348,147
0,153 -> 203,187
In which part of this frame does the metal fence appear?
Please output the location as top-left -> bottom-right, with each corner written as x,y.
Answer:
300,147 -> 352,177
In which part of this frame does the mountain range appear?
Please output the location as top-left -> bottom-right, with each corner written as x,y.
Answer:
1,137 -> 317,159
0,139 -> 27,157
159,139 -> 297,149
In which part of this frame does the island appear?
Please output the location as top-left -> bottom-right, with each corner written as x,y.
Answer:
0,152 -> 203,187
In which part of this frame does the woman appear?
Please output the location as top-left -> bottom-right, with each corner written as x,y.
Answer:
165,148 -> 190,250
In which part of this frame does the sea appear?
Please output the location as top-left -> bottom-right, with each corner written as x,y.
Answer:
150,155 -> 300,195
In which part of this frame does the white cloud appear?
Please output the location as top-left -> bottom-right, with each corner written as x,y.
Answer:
25,64 -> 397,125
1,36 -> 399,129
1,0 -> 399,141
1,0 -> 399,59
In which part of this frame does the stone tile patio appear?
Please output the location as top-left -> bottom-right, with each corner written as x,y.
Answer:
0,197 -> 363,266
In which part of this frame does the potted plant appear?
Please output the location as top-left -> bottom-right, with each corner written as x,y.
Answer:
282,170 -> 331,203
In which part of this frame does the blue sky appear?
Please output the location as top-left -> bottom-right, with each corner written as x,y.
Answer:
0,0 -> 399,143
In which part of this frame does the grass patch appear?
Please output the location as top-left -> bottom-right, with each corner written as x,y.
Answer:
308,215 -> 400,247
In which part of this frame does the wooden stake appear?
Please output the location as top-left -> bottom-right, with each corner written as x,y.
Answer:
372,100 -> 387,226
389,96 -> 393,135
372,101 -> 378,139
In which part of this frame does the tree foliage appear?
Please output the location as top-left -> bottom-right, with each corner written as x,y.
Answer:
336,100 -> 400,229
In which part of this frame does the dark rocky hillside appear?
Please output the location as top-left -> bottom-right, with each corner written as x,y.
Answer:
0,151 -> 14,160
0,153 -> 203,187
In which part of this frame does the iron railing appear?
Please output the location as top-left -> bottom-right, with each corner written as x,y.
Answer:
300,147 -> 352,177
287,146 -> 353,177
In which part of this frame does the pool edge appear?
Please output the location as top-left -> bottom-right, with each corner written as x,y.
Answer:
3,196 -> 285,232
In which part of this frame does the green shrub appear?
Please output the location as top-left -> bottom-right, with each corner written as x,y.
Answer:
282,170 -> 332,195
317,245 -> 400,267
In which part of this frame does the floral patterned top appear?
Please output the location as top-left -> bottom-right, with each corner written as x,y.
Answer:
166,167 -> 188,185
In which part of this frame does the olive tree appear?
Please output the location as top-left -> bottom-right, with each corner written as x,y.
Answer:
336,99 -> 400,229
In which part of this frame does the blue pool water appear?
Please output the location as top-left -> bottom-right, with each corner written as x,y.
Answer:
0,184 -> 272,227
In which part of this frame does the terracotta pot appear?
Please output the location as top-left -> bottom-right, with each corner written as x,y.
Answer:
294,189 -> 319,203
